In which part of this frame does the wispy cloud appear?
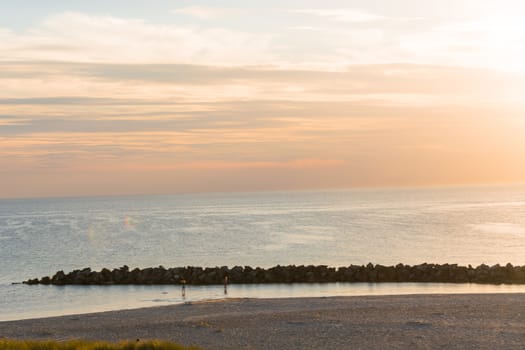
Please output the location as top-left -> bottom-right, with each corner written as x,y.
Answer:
172,6 -> 242,19
0,117 -> 30,126
0,12 -> 274,65
0,10 -> 522,72
1,61 -> 521,105
291,8 -> 387,23
290,26 -> 323,32
400,15 -> 525,72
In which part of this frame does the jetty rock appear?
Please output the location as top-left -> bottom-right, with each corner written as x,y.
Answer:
22,263 -> 525,286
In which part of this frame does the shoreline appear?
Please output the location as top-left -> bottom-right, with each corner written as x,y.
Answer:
5,281 -> 525,323
2,293 -> 525,349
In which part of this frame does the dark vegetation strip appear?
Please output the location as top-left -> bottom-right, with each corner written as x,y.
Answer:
0,339 -> 200,350
22,263 -> 525,285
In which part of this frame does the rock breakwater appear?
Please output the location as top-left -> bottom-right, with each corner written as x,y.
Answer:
22,263 -> 525,285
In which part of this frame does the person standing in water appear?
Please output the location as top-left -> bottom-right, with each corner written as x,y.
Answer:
181,279 -> 186,297
223,275 -> 228,295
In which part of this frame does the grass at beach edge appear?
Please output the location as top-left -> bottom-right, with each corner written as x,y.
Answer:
0,339 -> 201,350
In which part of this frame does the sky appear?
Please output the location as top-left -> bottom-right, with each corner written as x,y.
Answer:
1,0 -> 525,198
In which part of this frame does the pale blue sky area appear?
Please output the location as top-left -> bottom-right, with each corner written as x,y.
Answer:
0,0 -> 491,31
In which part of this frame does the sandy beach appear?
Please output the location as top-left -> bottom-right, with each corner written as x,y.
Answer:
2,294 -> 525,349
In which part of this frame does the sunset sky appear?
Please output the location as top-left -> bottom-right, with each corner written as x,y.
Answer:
1,0 -> 525,198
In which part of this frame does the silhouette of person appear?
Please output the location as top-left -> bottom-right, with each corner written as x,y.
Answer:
223,275 -> 228,295
181,279 -> 186,297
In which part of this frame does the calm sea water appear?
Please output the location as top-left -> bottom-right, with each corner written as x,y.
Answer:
1,185 -> 525,321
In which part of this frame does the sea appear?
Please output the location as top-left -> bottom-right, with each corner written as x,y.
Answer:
1,184 -> 525,321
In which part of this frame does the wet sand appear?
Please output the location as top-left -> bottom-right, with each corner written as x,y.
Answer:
2,294 -> 525,349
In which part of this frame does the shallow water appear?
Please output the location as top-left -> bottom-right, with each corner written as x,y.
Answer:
1,185 -> 525,320
3,282 -> 525,322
